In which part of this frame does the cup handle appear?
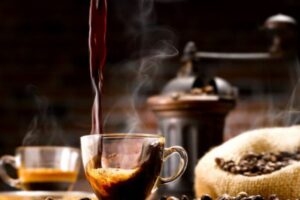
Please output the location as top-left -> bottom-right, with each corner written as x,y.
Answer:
158,146 -> 188,184
0,155 -> 21,188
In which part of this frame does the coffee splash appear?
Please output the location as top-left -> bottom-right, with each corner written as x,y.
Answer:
89,0 -> 107,135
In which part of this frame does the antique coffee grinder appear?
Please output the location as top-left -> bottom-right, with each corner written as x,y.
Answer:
148,46 -> 237,197
148,14 -> 297,197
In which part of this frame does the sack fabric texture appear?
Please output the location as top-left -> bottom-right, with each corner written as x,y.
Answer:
194,126 -> 300,199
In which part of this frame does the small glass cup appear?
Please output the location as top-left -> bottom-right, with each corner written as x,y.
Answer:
0,146 -> 80,191
81,133 -> 188,200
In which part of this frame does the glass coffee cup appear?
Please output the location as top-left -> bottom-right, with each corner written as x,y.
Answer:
81,133 -> 188,200
0,146 -> 80,191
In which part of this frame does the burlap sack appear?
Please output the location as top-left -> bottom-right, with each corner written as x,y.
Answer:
194,126 -> 300,199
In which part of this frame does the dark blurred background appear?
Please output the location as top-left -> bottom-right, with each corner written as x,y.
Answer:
0,0 -> 300,191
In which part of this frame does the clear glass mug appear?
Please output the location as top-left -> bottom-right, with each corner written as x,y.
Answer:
81,133 -> 188,200
0,146 -> 81,191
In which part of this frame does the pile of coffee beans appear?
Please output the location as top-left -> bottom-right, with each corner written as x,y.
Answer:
199,193 -> 267,200
215,150 -> 300,176
160,192 -> 282,200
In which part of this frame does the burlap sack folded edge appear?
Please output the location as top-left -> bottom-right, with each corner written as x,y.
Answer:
194,125 -> 300,199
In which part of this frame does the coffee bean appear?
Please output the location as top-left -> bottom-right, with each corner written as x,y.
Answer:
218,196 -> 230,200
251,195 -> 264,200
235,192 -> 248,200
241,197 -> 252,200
225,160 -> 235,166
229,166 -> 237,173
294,154 -> 300,160
181,195 -> 190,200
280,151 -> 292,157
237,192 -> 248,198
215,158 -> 225,166
241,153 -> 257,160
266,162 -> 276,167
167,196 -> 180,200
201,194 -> 213,200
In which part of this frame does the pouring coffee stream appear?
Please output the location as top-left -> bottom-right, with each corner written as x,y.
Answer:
89,0 -> 107,168
89,0 -> 107,135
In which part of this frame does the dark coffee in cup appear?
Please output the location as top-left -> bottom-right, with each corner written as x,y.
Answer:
81,134 -> 188,200
18,168 -> 78,191
86,141 -> 164,200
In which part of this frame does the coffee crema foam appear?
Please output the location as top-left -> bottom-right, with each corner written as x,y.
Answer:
88,168 -> 138,182
18,168 -> 78,183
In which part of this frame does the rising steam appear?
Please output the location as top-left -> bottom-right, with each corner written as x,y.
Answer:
103,0 -> 179,133
22,86 -> 65,146
126,41 -> 178,133
283,58 -> 300,126
242,56 -> 300,131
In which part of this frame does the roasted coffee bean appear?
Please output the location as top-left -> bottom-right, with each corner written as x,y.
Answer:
218,194 -> 232,200
294,154 -> 300,160
251,195 -> 264,200
266,162 -> 276,167
161,195 -> 191,200
181,195 -> 190,200
215,158 -> 225,166
241,197 -> 252,200
201,194 -> 213,200
236,192 -> 248,200
243,172 -> 257,176
229,166 -> 237,173
167,196 -> 180,200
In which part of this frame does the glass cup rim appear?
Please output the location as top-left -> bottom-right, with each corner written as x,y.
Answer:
81,133 -> 164,140
15,146 -> 80,153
